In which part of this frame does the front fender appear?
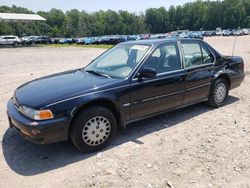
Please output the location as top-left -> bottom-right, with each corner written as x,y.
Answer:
70,93 -> 120,117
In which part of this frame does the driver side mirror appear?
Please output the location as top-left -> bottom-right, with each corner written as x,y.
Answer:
136,67 -> 157,80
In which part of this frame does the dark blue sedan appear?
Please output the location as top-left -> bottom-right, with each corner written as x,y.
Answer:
7,38 -> 245,152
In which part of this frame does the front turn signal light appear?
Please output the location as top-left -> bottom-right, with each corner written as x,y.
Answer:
36,110 -> 54,120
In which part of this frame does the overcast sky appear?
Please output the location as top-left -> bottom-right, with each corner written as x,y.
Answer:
0,0 -> 198,13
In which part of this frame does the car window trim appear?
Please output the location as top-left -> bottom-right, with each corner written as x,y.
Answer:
200,41 -> 216,64
131,41 -> 183,81
127,44 -> 155,79
180,40 -> 216,69
131,70 -> 186,85
177,41 -> 185,69
84,43 -> 154,80
184,62 -> 214,71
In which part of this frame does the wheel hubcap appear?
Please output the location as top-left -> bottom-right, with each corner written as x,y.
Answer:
82,116 -> 111,146
214,83 -> 227,104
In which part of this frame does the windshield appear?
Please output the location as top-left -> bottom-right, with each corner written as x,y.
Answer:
84,44 -> 151,78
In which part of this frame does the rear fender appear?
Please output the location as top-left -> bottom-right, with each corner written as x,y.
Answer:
212,70 -> 231,89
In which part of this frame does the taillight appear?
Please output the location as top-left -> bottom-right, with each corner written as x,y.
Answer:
239,62 -> 244,73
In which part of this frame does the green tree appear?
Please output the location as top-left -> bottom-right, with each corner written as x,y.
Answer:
1,0 -> 250,37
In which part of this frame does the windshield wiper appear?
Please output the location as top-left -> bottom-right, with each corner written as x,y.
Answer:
85,70 -> 111,78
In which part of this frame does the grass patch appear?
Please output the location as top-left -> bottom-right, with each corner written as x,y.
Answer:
37,44 -> 113,49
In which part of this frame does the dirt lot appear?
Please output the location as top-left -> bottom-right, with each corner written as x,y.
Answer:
0,36 -> 250,188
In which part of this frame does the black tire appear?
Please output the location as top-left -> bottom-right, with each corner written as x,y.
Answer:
206,78 -> 229,108
70,106 -> 117,152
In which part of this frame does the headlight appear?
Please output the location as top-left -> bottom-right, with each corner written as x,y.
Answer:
20,106 -> 54,120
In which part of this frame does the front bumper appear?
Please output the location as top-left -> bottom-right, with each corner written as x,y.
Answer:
7,98 -> 70,144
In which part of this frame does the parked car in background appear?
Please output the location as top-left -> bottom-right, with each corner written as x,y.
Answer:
168,32 -> 179,38
76,38 -> 85,45
93,36 -> 109,44
83,37 -> 96,45
222,30 -> 233,36
35,36 -> 52,44
7,38 -> 245,152
139,34 -> 150,40
216,30 -> 223,36
149,34 -> 168,39
51,38 -> 61,44
204,31 -> 212,37
0,35 -> 21,46
58,38 -> 67,44
21,36 -> 51,45
125,35 -> 141,41
211,30 -> 217,36
58,38 -> 76,44
22,36 -> 38,46
187,32 -> 204,40
233,30 -> 244,36
178,32 -> 189,38
106,36 -> 126,45
242,29 -> 249,35
1,28 -> 248,48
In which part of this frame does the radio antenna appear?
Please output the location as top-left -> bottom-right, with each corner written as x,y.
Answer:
232,35 -> 237,56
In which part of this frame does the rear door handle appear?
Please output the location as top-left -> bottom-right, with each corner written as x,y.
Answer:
180,75 -> 186,81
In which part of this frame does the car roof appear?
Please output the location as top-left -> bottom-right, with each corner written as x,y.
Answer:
121,38 -> 203,45
121,38 -> 221,58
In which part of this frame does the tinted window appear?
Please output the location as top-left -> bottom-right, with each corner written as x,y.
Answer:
182,42 -> 214,68
143,43 -> 181,74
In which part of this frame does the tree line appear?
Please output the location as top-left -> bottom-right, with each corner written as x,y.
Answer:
0,0 -> 250,37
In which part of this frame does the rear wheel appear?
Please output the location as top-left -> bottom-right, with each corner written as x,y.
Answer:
207,78 -> 229,108
70,106 -> 117,152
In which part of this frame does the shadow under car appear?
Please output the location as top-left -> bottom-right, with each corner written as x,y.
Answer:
2,95 -> 239,176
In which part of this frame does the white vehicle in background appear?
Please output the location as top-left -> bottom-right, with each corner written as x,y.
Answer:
0,35 -> 21,46
216,30 -> 223,36
242,29 -> 249,35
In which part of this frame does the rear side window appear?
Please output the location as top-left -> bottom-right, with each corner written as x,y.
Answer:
201,43 -> 214,64
181,42 -> 214,68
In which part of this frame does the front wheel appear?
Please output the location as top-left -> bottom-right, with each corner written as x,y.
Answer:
70,106 -> 117,152
207,78 -> 229,108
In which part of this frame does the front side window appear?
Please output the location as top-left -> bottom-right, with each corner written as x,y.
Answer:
143,43 -> 181,74
84,44 -> 151,78
181,42 -> 214,68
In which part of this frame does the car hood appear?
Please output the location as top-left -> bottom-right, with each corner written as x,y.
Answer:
15,69 -> 120,108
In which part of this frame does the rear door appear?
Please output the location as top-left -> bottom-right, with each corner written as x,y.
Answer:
180,41 -> 214,104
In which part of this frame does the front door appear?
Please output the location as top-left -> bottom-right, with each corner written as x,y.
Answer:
129,42 -> 186,120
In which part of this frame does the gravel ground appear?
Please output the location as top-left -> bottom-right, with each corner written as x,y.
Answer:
0,36 -> 250,188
